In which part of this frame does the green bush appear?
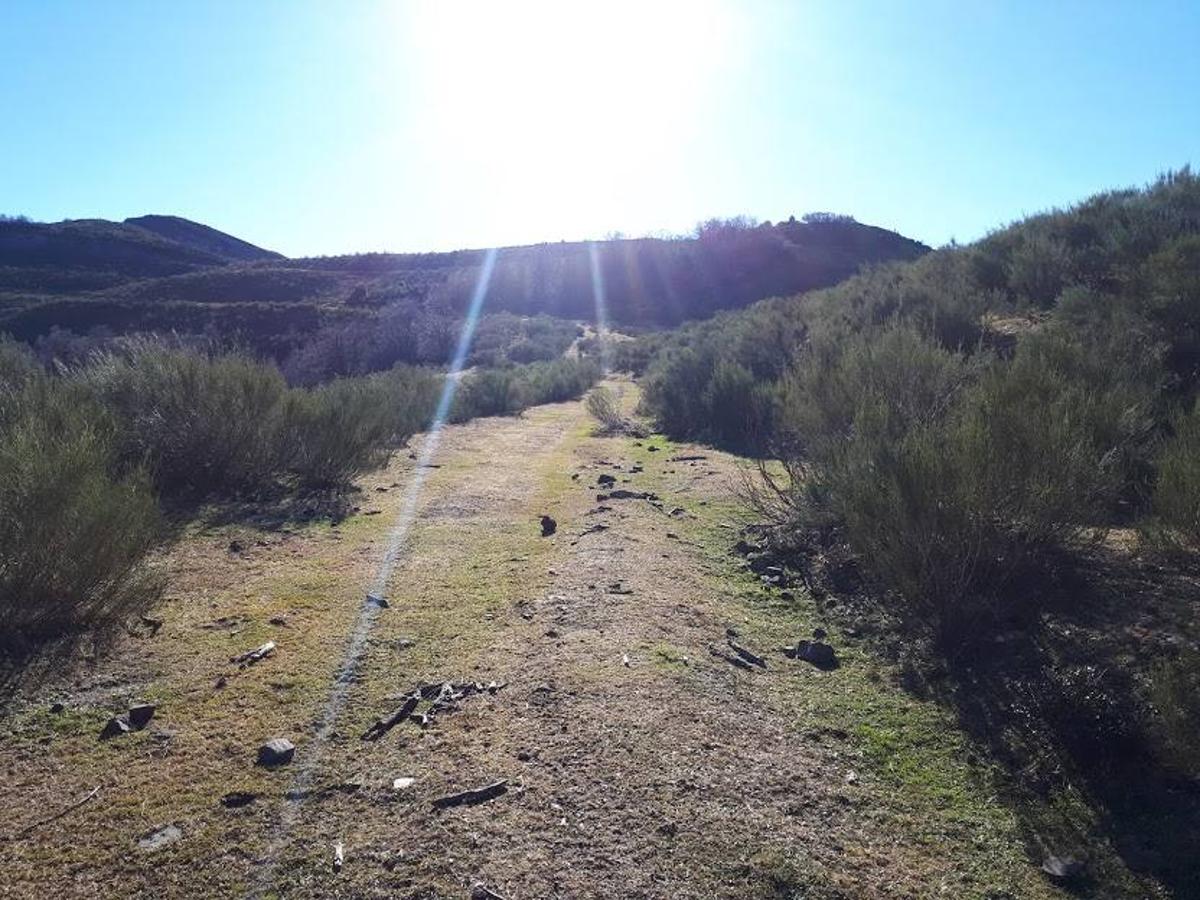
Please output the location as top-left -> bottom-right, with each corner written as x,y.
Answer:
1152,400 -> 1200,545
0,370 -> 162,649
1147,649 -> 1200,777
451,357 -> 600,422
81,344 -> 292,498
776,326 -> 1137,640
285,366 -> 440,488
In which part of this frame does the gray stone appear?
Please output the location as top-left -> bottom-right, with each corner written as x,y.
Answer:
99,715 -> 131,740
138,824 -> 182,852
256,738 -> 296,767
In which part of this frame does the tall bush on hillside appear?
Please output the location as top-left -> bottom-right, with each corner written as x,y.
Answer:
775,325 -> 1139,640
81,345 -> 292,497
285,365 -> 440,488
0,360 -> 162,649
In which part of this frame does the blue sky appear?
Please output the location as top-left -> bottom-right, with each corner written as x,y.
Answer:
1,1 -> 1197,257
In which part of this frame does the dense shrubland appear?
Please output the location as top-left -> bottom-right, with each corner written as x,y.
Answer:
636,170 -> 1200,641
0,335 -> 599,654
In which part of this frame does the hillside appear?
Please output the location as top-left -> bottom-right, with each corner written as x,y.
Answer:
0,214 -> 927,361
125,215 -> 282,262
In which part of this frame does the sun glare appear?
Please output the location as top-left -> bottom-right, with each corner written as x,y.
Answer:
403,0 -> 738,242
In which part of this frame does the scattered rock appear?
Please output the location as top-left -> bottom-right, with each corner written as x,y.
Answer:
666,532 -> 679,540
516,749 -> 533,761
648,445 -> 660,452
471,883 -> 510,900
432,779 -> 508,810
49,701 -> 65,715
658,821 -> 679,837
227,540 -> 246,554
138,824 -> 182,852
607,581 -> 634,595
597,489 -> 658,502
220,791 -> 257,808
392,776 -> 416,790
597,474 -> 616,487
128,703 -> 156,730
669,454 -> 708,462
230,641 -> 275,667
269,616 -> 288,626
709,645 -> 754,671
99,716 -> 131,740
727,639 -> 767,669
812,627 -> 828,641
1041,855 -> 1085,882
540,515 -> 557,537
367,593 -> 389,609
783,640 -> 839,670
256,738 -> 296,767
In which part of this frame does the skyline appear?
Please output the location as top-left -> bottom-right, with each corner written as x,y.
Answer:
2,1 -> 1198,257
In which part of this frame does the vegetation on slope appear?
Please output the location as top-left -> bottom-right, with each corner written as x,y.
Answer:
0,334 -> 601,657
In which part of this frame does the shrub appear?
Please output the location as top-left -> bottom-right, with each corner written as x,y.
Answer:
775,325 -> 1135,641
285,366 -> 440,488
1152,400 -> 1200,545
81,344 -> 292,498
1147,648 -> 1200,776
0,372 -> 162,650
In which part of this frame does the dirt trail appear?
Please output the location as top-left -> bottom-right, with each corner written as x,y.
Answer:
0,384 -> 1064,899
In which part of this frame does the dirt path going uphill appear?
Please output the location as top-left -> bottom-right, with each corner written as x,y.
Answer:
1,383 -> 1066,899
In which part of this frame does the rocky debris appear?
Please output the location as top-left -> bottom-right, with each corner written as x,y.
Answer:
138,824 -> 182,852
597,489 -> 659,502
432,779 -> 508,810
363,681 -> 506,740
99,716 -> 131,740
540,515 -> 557,537
471,883 -> 511,900
630,464 -> 644,473
586,505 -> 613,514
138,615 -> 164,635
1041,855 -> 1085,882
709,645 -> 754,671
200,615 -> 247,631
128,703 -> 156,729
269,616 -> 288,626
228,540 -> 245,554
648,445 -> 660,452
220,791 -> 257,808
669,454 -> 708,462
596,473 -> 616,487
230,641 -> 275,667
574,523 -> 609,541
256,738 -> 296,767
782,640 -> 839,670
49,701 -> 65,715
607,581 -> 634,595
361,693 -> 420,741
726,639 -> 767,669
367,592 -> 389,609
392,776 -> 417,790
666,532 -> 680,540
334,841 -> 345,872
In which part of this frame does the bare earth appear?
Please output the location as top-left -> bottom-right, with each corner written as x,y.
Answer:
0,384 -> 1066,899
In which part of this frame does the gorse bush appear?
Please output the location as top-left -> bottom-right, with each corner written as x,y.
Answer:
0,348 -> 162,649
285,366 -> 441,488
451,357 -> 601,422
773,324 -> 1148,641
82,344 -> 293,497
1152,400 -> 1200,545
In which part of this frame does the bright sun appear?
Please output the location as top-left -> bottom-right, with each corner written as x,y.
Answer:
402,0 -> 737,243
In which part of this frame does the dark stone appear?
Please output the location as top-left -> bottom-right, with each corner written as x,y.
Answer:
648,445 -> 660,452
220,791 -> 257,808
128,703 -> 156,730
256,738 -> 296,767
228,540 -> 245,554
49,701 -> 65,715
597,474 -> 616,487
367,593 -> 389,608
785,640 -> 839,670
540,515 -> 557,537
812,627 -> 828,641
269,616 -> 287,626
99,715 -> 131,740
